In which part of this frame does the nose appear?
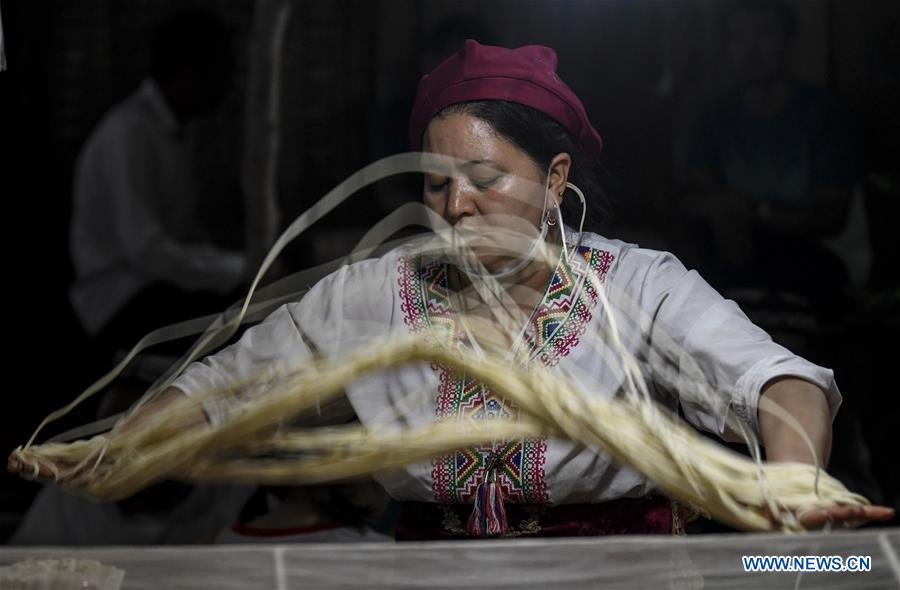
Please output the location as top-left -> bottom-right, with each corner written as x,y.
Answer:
445,179 -> 477,225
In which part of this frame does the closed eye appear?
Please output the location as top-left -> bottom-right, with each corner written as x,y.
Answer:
424,172 -> 450,192
426,179 -> 449,192
472,176 -> 499,189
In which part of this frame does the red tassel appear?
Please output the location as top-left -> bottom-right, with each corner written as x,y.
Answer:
467,480 -> 508,537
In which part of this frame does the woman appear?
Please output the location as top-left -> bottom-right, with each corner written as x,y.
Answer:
10,40 -> 892,537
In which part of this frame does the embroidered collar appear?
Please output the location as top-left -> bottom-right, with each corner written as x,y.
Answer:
416,241 -> 591,363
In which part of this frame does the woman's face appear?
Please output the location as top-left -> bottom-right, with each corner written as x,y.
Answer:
421,113 -> 549,271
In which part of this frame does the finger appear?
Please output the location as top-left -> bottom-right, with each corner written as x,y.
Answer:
7,454 -> 55,480
6,456 -> 38,478
815,505 -> 864,528
797,507 -> 832,529
861,506 -> 895,521
830,504 -> 886,525
799,504 -> 896,529
828,505 -> 864,521
829,505 -> 866,529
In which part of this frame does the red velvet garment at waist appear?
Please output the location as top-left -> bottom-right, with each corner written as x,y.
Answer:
395,495 -> 675,541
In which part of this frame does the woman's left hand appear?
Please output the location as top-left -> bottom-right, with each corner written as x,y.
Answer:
790,503 -> 894,529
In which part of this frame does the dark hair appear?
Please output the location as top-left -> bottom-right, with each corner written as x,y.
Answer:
150,10 -> 233,83
436,100 -> 609,232
722,0 -> 798,42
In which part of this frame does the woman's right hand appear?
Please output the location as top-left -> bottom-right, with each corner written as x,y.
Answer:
7,451 -> 55,480
7,387 -> 208,480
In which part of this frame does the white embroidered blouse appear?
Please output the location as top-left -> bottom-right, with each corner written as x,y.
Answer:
171,232 -> 841,505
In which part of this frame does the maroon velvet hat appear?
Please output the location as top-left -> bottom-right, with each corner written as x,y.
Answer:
409,39 -> 603,158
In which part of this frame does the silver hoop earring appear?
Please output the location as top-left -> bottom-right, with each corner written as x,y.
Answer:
564,182 -> 587,234
559,181 -> 588,255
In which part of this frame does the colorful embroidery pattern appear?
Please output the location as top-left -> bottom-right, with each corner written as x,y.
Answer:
431,440 -> 544,504
397,256 -> 428,334
524,246 -> 615,367
397,244 -> 615,505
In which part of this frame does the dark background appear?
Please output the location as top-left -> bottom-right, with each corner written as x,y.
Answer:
1,0 -> 897,540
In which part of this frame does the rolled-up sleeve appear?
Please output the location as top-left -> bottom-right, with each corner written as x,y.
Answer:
632,250 -> 841,440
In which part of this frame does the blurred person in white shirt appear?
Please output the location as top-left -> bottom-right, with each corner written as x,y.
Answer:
69,10 -> 247,360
